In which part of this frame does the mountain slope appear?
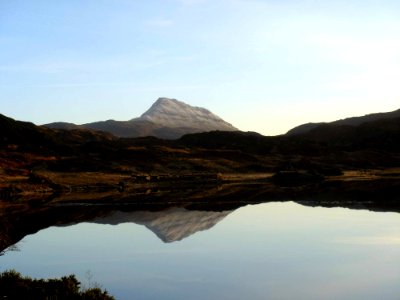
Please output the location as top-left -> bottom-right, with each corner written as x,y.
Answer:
287,108 -> 400,135
45,97 -> 238,139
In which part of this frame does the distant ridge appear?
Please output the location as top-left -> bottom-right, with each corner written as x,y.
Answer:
45,97 -> 238,139
287,108 -> 400,136
43,122 -> 81,130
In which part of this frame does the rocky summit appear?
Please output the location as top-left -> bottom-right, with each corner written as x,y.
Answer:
139,97 -> 237,132
44,97 -> 238,139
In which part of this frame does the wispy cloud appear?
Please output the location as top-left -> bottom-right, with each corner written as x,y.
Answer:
0,61 -> 113,74
0,58 -> 165,74
1,81 -> 208,91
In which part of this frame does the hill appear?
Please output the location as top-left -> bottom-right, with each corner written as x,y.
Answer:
0,113 -> 115,155
287,108 -> 400,135
286,117 -> 400,151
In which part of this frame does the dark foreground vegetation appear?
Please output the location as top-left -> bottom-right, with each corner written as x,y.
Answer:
0,270 -> 115,300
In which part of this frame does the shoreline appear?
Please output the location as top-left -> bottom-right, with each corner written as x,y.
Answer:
1,169 -> 399,205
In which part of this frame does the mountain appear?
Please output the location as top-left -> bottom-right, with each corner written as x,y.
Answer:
287,108 -> 400,136
92,207 -> 233,243
45,97 -> 238,139
140,98 -> 236,131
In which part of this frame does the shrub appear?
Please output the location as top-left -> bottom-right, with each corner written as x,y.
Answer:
0,270 -> 115,300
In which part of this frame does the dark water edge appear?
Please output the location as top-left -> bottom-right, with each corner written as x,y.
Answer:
1,178 -> 400,254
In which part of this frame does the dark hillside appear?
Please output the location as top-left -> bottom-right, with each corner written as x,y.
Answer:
287,108 -> 400,135
0,114 -> 115,154
294,117 -> 400,151
179,131 -> 275,154
0,114 -> 61,152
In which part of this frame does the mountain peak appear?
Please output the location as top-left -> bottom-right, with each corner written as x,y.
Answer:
141,97 -> 198,118
139,97 -> 237,132
154,97 -> 180,105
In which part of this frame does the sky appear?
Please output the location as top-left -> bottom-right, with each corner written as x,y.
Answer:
1,0 -> 400,135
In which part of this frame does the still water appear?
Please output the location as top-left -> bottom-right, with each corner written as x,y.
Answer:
1,202 -> 400,300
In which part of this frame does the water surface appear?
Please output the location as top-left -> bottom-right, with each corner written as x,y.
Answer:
1,202 -> 400,300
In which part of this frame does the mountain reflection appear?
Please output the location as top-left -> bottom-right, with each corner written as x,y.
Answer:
1,180 -> 400,253
92,208 -> 232,243
0,203 -> 239,254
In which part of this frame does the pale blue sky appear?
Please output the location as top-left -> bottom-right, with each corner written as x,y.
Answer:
1,0 -> 400,135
